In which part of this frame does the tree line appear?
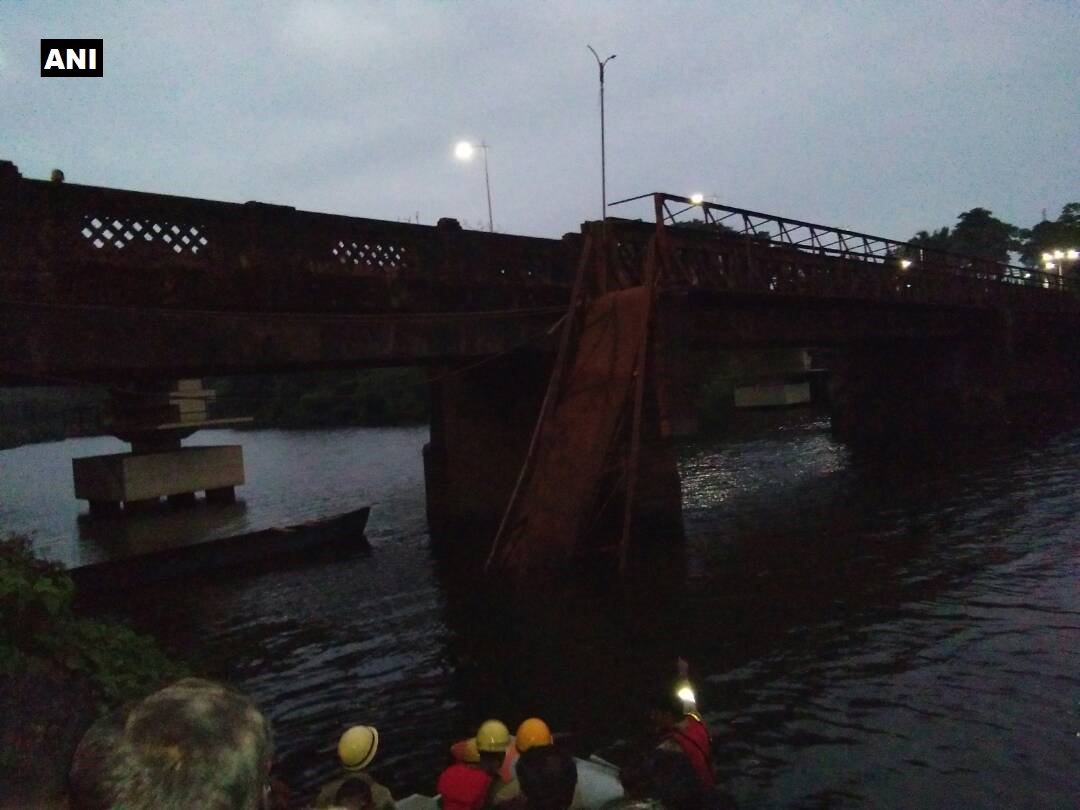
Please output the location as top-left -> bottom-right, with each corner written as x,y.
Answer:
908,202 -> 1080,274
676,202 -> 1080,278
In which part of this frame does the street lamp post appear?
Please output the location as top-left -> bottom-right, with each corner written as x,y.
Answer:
587,46 -> 616,224
1041,248 -> 1079,287
454,140 -> 493,232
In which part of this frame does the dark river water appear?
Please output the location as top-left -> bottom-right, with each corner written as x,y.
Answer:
1,413 -> 1077,809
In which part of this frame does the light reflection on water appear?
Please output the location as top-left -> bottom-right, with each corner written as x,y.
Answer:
1,414 -> 1077,809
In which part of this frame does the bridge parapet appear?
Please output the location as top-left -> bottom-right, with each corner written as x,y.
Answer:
0,162 -> 574,313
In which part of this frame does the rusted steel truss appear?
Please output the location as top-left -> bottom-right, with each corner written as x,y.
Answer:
606,193 -> 1078,313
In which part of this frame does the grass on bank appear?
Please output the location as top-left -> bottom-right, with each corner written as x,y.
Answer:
0,534 -> 184,705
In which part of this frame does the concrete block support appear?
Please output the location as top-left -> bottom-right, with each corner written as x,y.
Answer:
73,445 -> 244,510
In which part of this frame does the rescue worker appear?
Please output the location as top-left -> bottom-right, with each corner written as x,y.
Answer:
331,776 -> 376,810
439,719 -> 512,810
491,717 -> 554,803
650,661 -> 714,790
315,725 -> 396,810
68,678 -> 275,810
515,745 -> 578,810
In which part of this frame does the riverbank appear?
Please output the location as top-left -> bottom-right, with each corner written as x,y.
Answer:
0,536 -> 187,807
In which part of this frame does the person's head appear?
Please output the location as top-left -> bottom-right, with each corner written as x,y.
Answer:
69,678 -> 273,810
338,725 -> 379,772
648,689 -> 686,733
475,719 -> 510,775
642,749 -> 704,810
334,776 -> 374,810
516,745 -> 577,810
515,718 -> 553,753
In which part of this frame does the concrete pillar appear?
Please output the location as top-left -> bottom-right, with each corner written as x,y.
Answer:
827,333 -> 1010,445
629,373 -> 685,542
424,351 -> 551,543
655,293 -> 700,437
424,347 -> 685,551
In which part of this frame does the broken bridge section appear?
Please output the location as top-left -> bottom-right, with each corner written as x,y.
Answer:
486,225 -> 684,572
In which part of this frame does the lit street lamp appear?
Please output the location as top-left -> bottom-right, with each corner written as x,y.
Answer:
454,140 -> 493,232
1041,248 -> 1079,284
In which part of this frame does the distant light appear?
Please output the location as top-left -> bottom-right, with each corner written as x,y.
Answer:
690,193 -> 704,205
1045,262 -> 1056,270
1042,252 -> 1053,263
1067,249 -> 1079,260
900,259 -> 913,270
1053,249 -> 1065,260
455,141 -> 475,161
676,685 -> 696,704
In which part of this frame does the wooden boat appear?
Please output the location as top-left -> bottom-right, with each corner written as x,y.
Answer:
69,506 -> 371,593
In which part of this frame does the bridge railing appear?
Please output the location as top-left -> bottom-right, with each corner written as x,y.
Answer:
0,163 -> 573,312
603,193 -> 1078,312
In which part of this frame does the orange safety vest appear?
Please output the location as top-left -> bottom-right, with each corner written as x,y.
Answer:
666,715 -> 714,788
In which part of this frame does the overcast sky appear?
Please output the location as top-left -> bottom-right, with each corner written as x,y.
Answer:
4,1 -> 1078,240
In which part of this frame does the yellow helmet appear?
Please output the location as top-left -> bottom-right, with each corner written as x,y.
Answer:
515,718 -> 553,752
475,719 -> 511,753
338,725 -> 379,771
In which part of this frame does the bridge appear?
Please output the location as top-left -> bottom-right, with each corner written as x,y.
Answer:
2,160 -> 1078,567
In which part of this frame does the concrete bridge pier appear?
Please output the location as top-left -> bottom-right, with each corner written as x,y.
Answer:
423,348 -> 685,552
827,333 -> 1011,445
423,352 -> 551,542
72,379 -> 248,514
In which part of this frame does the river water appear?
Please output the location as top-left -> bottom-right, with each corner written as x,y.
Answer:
1,414 -> 1076,809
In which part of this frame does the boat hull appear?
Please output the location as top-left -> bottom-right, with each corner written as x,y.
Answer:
69,506 -> 371,593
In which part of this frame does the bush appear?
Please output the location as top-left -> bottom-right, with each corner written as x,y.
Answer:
0,535 -> 185,704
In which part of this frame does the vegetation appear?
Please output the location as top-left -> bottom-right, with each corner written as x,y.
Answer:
677,204 -> 1080,282
1019,203 -> 1080,271
210,367 -> 430,429
0,387 -> 107,449
908,203 -> 1080,278
0,535 -> 184,705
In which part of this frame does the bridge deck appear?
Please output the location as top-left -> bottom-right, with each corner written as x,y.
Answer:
2,163 -> 1077,382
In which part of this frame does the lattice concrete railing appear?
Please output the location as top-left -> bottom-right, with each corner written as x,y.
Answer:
0,162 -> 575,313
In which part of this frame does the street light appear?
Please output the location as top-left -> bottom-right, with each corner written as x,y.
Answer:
1041,248 -> 1079,283
454,140 -> 493,232
587,45 -> 616,224
690,193 -> 705,205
